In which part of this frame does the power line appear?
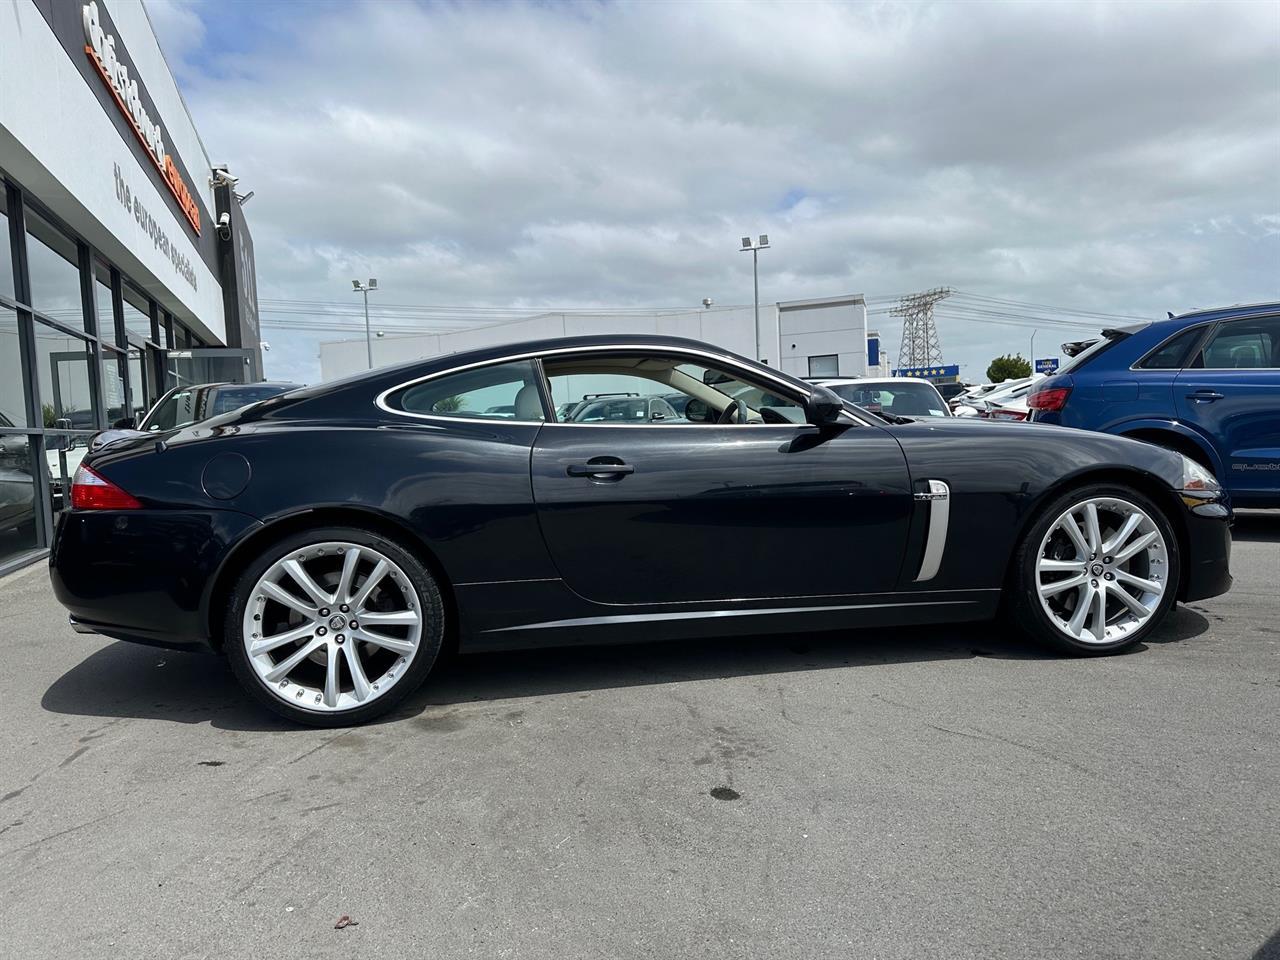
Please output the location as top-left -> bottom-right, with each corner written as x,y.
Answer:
949,290 -> 1149,322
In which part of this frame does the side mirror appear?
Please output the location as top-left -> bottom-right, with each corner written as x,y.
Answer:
804,385 -> 843,426
112,416 -> 136,430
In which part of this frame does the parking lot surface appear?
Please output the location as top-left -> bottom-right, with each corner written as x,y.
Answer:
2,512 -> 1278,960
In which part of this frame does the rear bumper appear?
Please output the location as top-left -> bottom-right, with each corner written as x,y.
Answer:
1180,501 -> 1233,602
50,508 -> 262,651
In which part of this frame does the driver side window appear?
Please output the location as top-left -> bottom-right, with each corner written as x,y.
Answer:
542,353 -> 805,425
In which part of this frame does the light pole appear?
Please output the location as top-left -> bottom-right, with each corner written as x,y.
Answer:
1030,329 -> 1038,372
739,234 -> 769,361
351,278 -> 378,369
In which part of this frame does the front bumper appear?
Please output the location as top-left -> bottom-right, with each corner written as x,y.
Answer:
1180,499 -> 1232,602
50,508 -> 263,651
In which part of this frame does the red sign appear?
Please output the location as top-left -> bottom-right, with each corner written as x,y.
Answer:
82,2 -> 201,236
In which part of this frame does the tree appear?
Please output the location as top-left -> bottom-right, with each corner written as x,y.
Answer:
986,354 -> 1031,382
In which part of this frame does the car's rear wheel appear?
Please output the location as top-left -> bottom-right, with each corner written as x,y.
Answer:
1010,484 -> 1180,655
225,526 -> 444,726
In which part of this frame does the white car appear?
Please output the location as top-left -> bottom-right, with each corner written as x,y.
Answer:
988,395 -> 1031,422
973,376 -> 1042,418
815,377 -> 952,418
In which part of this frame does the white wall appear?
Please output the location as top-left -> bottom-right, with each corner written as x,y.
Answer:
777,296 -> 868,379
0,1 -> 225,342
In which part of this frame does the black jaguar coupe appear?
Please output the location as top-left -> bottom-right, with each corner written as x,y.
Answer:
51,335 -> 1232,725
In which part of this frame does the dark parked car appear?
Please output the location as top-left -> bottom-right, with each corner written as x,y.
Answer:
1029,302 -> 1280,507
51,335 -> 1232,726
135,381 -> 302,432
569,395 -> 682,423
816,378 -> 952,418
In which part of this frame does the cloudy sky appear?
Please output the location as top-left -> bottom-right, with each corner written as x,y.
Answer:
146,0 -> 1279,384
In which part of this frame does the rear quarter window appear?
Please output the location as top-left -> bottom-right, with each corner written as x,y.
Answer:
1136,326 -> 1207,370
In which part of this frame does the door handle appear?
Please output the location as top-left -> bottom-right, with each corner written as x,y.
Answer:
567,460 -> 634,478
1186,390 -> 1224,402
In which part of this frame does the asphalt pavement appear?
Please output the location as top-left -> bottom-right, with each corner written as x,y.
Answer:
2,512 -> 1277,960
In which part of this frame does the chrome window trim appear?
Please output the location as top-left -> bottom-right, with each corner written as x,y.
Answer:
375,342 -> 864,427
1131,313 -> 1280,372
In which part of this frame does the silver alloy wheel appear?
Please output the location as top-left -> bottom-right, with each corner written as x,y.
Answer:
1035,496 -> 1168,645
242,541 -> 424,713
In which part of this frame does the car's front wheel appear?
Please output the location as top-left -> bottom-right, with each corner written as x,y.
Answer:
1010,484 -> 1181,655
225,527 -> 444,726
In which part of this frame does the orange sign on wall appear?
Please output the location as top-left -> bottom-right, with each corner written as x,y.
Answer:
82,2 -> 201,236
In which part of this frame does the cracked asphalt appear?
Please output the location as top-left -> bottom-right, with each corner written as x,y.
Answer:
2,511 -> 1277,959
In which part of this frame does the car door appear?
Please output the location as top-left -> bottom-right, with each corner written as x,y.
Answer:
530,349 -> 914,605
1175,314 -> 1280,499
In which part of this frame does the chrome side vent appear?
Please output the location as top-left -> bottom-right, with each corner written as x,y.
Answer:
913,480 -> 951,582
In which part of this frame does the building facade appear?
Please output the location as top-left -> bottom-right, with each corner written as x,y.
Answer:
0,0 -> 261,573
319,295 -> 882,383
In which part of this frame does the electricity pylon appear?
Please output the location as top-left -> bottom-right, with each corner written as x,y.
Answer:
892,287 -> 952,371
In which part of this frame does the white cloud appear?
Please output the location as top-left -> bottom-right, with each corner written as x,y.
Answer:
151,0 -> 1279,382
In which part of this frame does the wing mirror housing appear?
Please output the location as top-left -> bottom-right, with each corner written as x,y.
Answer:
804,385 -> 844,426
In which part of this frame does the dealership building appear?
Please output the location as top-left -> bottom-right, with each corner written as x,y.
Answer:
319,295 -> 885,383
0,0 -> 262,572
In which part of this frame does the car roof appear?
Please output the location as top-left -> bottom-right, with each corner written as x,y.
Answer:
287,334 -> 812,403
1172,301 -> 1280,322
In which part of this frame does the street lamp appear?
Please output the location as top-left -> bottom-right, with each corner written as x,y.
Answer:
351,278 -> 378,369
739,234 -> 769,361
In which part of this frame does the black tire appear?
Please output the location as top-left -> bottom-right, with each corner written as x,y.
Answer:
224,526 -> 445,727
1009,483 -> 1181,656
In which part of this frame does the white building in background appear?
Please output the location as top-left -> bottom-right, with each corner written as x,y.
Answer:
319,294 -> 886,382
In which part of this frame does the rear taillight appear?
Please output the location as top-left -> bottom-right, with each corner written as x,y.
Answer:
991,408 -> 1029,421
71,464 -> 142,510
1027,386 -> 1071,411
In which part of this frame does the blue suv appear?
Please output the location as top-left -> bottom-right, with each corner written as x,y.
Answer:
1029,302 -> 1280,507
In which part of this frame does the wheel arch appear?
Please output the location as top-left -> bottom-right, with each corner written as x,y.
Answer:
204,506 -> 459,654
1002,466 -> 1191,604
1108,420 -> 1222,477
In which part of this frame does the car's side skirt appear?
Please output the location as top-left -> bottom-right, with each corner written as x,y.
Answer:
454,579 -> 1001,652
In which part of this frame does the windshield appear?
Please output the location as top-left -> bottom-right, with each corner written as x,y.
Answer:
208,385 -> 296,417
140,388 -> 201,431
569,397 -> 681,423
825,381 -> 950,418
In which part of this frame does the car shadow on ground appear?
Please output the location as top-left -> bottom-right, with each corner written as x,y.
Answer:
1231,509 -> 1280,544
40,606 -> 1211,732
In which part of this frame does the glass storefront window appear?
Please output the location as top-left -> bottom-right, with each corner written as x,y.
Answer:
0,307 -> 29,428
102,346 -> 126,425
0,189 -> 14,300
0,433 -> 39,566
25,210 -> 82,323
47,430 -> 95,516
33,320 -> 96,431
94,261 -> 115,341
123,284 -> 154,343
168,351 -> 251,388
127,347 -> 149,421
